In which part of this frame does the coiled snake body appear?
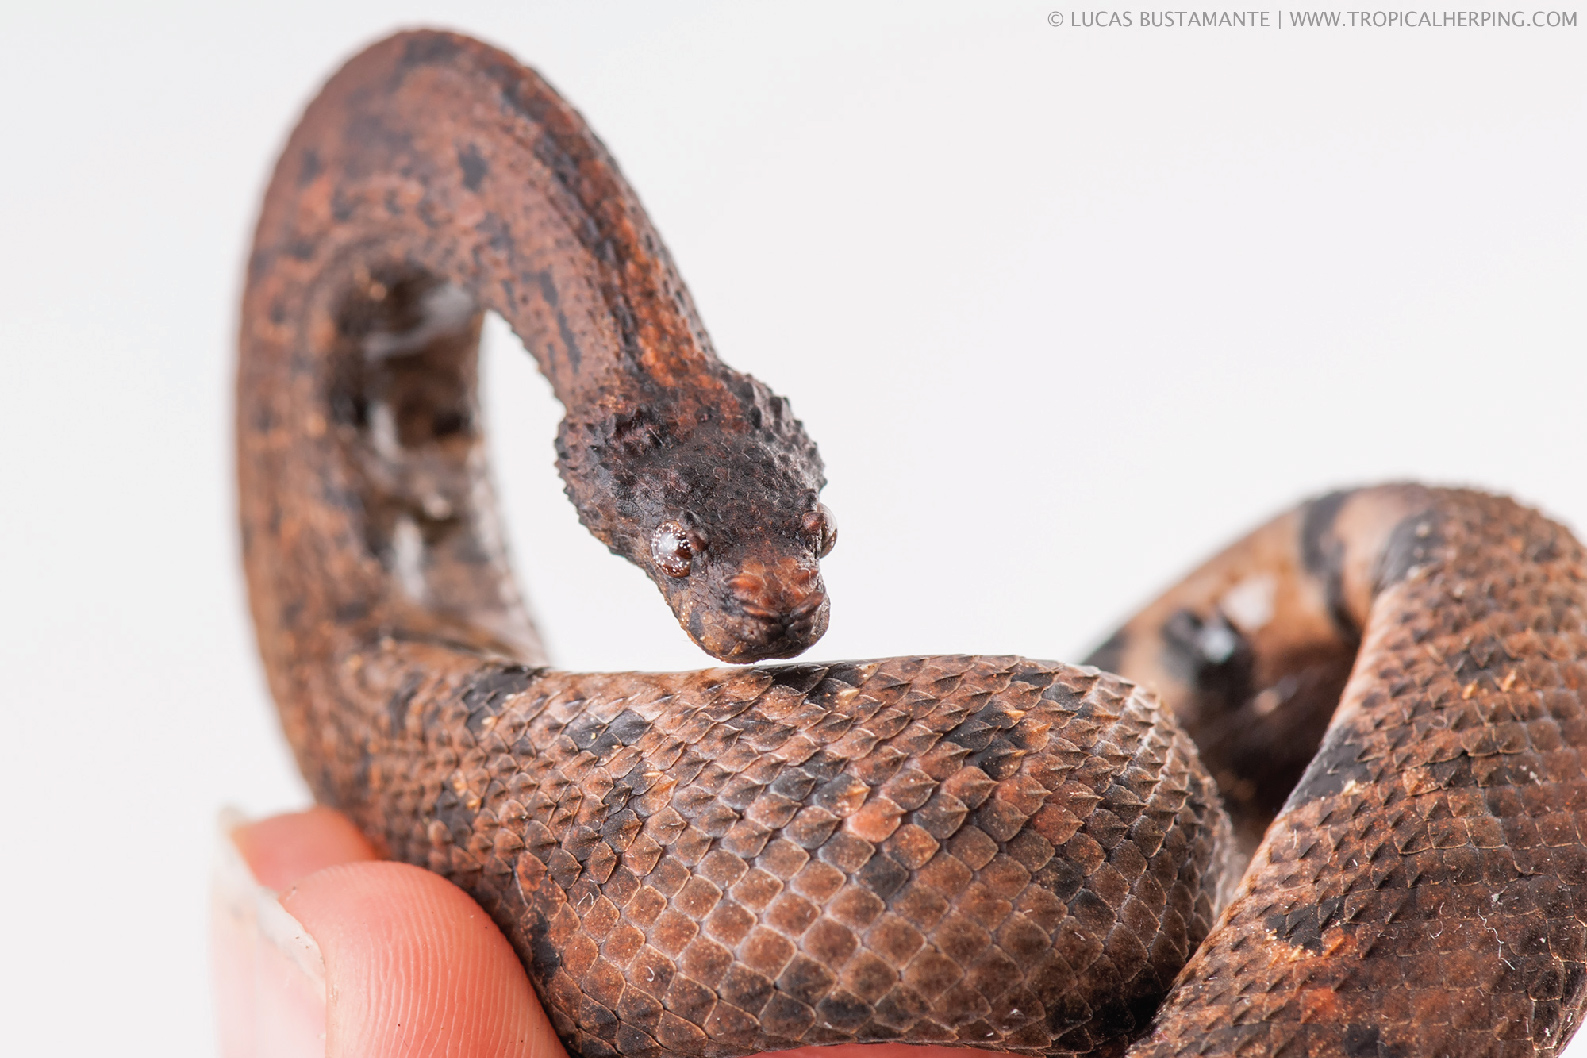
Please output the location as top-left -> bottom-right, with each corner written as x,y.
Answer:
239,30 -> 1587,1058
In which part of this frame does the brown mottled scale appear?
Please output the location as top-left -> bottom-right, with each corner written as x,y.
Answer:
239,29 -> 1587,1058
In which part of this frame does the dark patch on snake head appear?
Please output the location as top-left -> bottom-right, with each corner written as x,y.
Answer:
554,372 -> 831,663
1300,489 -> 1358,634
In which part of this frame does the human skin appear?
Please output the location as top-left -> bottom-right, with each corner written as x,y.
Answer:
213,807 -> 557,1058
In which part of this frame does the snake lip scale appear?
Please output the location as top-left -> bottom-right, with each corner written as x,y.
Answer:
239,28 -> 1587,1058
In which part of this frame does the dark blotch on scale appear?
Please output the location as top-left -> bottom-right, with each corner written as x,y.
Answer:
298,147 -> 322,187
1342,1025 -> 1408,1058
457,142 -> 488,191
462,666 -> 537,734
1263,896 -> 1345,955
1300,489 -> 1359,635
1283,711 -> 1373,809
1374,512 -> 1443,592
398,31 -> 464,71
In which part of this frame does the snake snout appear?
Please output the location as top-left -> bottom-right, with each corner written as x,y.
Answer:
729,564 -> 823,619
723,561 -> 829,657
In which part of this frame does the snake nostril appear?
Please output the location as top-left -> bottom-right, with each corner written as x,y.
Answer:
789,592 -> 825,620
740,604 -> 779,620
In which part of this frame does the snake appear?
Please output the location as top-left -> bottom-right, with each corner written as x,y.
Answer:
237,29 -> 1587,1058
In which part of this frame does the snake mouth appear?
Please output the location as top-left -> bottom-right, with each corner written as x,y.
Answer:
745,601 -> 830,659
699,596 -> 830,663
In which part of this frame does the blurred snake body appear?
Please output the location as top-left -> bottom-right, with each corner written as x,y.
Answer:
238,30 -> 1587,1057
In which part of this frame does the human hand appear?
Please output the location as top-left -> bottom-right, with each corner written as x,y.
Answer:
209,807 -> 565,1058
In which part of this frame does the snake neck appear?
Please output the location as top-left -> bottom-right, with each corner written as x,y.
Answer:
237,29 -> 830,700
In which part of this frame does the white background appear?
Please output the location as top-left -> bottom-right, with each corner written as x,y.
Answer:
1,1 -> 1582,1053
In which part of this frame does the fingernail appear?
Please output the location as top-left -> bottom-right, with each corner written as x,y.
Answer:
212,808 -> 329,1058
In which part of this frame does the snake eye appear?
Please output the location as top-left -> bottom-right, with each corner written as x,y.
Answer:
651,521 -> 702,578
803,503 -> 837,558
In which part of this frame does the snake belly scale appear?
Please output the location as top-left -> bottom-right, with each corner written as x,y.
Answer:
238,29 -> 1587,1058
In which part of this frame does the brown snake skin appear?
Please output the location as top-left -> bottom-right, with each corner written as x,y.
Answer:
238,30 -> 1587,1058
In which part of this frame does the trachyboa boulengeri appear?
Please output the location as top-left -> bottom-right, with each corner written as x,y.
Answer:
238,29 -> 1587,1057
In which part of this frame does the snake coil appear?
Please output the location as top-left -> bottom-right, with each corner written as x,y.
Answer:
239,29 -> 1587,1057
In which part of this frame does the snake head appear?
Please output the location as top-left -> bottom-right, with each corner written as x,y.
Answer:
555,375 -> 832,663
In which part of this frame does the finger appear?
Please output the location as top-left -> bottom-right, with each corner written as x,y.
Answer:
282,860 -> 565,1058
215,809 -> 563,1058
213,808 -> 370,1058
232,806 -> 380,891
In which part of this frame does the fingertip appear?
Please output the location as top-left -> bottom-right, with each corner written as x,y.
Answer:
211,810 -> 334,1058
283,861 -> 562,1058
232,806 -> 380,892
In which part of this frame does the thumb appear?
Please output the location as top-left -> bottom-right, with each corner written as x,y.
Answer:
286,860 -> 561,1058
212,807 -> 564,1058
